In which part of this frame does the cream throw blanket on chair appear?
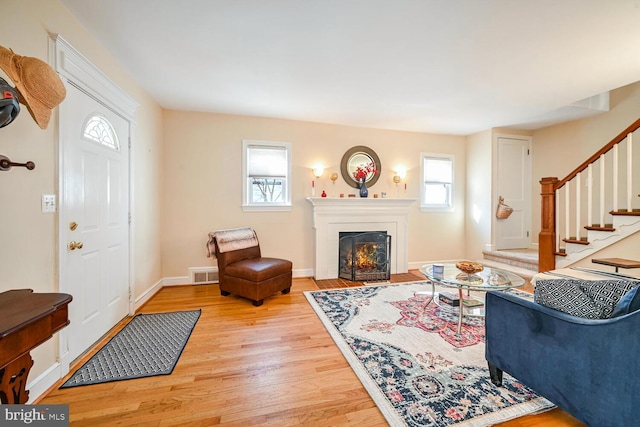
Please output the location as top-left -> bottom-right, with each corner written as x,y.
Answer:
206,227 -> 259,258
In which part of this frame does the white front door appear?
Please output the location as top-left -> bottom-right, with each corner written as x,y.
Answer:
495,136 -> 531,249
60,83 -> 130,363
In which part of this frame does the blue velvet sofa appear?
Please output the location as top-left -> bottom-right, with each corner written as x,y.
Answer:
485,290 -> 640,427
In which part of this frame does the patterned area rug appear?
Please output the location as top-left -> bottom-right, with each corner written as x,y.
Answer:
305,282 -> 553,426
61,310 -> 201,388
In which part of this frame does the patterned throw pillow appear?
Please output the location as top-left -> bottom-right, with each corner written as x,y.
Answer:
534,278 -> 640,319
611,286 -> 640,318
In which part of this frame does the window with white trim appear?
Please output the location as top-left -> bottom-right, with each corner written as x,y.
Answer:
242,140 -> 292,211
421,153 -> 454,212
83,115 -> 119,151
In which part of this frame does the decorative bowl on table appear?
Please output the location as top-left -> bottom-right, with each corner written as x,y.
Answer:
455,261 -> 484,274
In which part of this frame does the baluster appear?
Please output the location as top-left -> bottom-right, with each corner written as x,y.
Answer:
587,164 -> 593,228
613,144 -> 619,211
599,154 -> 605,227
576,172 -> 581,240
565,181 -> 570,241
555,188 -> 560,253
627,133 -> 633,211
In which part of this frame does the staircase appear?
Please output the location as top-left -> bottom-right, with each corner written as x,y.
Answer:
539,118 -> 640,271
555,211 -> 640,268
481,249 -> 538,281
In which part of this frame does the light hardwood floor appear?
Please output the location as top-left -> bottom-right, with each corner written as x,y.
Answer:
39,277 -> 585,426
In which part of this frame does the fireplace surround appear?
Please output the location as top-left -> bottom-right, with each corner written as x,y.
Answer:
306,197 -> 415,280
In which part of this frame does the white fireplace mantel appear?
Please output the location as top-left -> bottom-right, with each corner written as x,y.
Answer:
306,197 -> 416,280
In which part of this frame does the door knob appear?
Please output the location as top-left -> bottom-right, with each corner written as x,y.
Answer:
68,241 -> 84,250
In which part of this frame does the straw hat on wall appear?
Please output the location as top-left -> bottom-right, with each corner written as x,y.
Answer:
0,45 -> 66,129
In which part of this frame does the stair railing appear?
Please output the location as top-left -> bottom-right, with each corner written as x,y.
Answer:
539,117 -> 640,272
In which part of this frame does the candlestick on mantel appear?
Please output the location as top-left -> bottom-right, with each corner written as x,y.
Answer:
311,180 -> 315,196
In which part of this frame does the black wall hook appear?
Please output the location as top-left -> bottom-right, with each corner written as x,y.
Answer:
0,155 -> 35,171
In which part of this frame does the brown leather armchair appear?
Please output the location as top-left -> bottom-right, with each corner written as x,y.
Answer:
209,228 -> 292,306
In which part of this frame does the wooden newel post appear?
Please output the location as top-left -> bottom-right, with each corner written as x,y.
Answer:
539,177 -> 558,272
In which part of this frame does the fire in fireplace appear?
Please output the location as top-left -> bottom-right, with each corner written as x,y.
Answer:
338,231 -> 391,282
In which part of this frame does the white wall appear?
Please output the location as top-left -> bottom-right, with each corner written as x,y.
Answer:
161,110 -> 469,278
465,130 -> 492,260
0,0 -> 164,389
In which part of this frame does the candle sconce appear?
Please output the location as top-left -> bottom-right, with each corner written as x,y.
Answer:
330,172 -> 338,197
393,174 -> 401,197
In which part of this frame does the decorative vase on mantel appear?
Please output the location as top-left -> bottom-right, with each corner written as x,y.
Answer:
359,178 -> 368,198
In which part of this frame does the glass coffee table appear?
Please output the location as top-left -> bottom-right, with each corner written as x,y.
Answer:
419,263 -> 525,333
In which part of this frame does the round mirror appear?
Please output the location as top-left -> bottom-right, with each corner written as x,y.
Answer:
340,145 -> 381,189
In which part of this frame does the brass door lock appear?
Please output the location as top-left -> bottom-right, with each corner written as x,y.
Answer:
68,241 -> 84,250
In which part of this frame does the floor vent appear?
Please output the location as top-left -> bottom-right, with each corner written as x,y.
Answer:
189,267 -> 218,285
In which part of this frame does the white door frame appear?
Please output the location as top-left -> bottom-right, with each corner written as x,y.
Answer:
50,34 -> 138,372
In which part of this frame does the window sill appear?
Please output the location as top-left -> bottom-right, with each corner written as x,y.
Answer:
242,204 -> 292,212
420,206 -> 454,213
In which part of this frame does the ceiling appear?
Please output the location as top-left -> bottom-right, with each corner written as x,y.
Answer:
60,0 -> 640,135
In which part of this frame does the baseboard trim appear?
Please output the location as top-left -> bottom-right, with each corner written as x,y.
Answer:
27,361 -> 63,403
134,278 -> 164,310
293,268 -> 314,278
162,268 -> 314,287
163,276 -> 190,286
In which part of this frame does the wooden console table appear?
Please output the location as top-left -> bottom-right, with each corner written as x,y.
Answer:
0,289 -> 72,404
592,258 -> 640,273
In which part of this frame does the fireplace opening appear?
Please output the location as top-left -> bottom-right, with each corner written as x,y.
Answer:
338,231 -> 391,282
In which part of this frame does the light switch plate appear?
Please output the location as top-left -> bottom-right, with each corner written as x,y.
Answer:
42,194 -> 56,213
